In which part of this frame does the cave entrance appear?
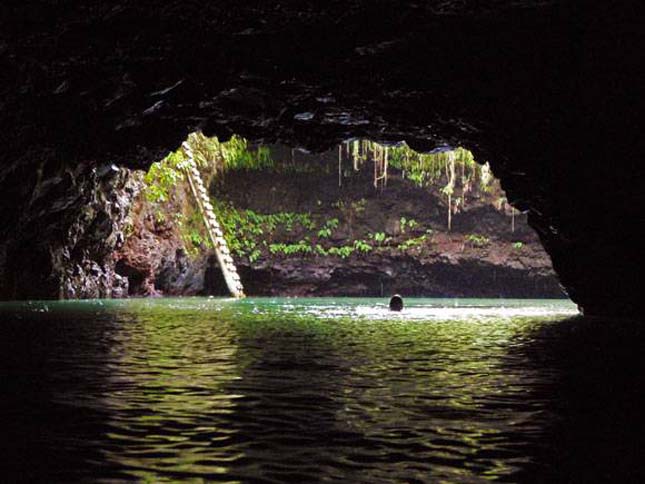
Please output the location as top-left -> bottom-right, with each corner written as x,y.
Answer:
117,133 -> 565,299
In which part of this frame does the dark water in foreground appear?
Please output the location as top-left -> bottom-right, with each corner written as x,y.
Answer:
1,298 -> 644,482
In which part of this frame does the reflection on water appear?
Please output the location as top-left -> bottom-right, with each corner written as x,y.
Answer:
2,298 -> 641,481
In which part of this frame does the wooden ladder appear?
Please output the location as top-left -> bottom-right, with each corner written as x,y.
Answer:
182,141 -> 245,298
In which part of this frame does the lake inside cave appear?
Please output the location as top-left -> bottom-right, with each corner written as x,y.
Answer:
2,297 -> 643,482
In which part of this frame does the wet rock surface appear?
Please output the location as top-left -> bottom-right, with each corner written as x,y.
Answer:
114,192 -> 209,298
0,160 -> 140,299
115,162 -> 562,299
219,164 -> 563,297
236,250 -> 562,298
1,2 -> 641,314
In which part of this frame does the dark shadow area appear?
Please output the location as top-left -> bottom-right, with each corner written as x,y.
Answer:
115,259 -> 144,295
1,300 -> 643,481
1,3 -> 641,315
0,307 -> 131,481
507,315 -> 645,482
202,254 -> 229,296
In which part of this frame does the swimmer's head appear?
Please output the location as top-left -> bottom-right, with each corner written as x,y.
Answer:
389,294 -> 403,311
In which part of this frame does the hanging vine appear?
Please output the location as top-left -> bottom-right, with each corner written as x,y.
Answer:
147,133 -> 510,234
344,141 -> 494,230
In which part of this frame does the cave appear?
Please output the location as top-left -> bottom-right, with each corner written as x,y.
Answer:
111,135 -> 563,300
1,2 -> 641,317
2,3 -> 644,480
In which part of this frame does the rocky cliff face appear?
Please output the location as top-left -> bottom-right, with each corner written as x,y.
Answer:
0,158 -> 141,299
113,160 -> 563,299
114,182 -> 208,297
236,249 -> 562,298
1,2 -> 641,315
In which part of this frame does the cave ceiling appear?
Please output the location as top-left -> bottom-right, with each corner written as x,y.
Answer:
1,2 -> 642,315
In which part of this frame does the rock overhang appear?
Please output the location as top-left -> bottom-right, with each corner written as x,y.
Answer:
1,2 -> 642,316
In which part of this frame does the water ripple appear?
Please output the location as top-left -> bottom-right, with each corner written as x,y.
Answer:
0,297 -> 587,481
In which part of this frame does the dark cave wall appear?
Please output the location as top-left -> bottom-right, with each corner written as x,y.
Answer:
1,2 -> 642,315
0,156 -> 140,299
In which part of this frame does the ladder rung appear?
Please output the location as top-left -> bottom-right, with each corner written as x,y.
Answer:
184,150 -> 245,298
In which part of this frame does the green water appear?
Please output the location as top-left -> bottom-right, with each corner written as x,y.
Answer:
2,297 -> 590,482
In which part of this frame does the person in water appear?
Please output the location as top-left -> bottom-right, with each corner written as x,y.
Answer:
389,294 -> 403,311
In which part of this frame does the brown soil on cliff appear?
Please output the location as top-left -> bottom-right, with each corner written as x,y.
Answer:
116,151 -> 564,298
114,178 -> 208,297
214,163 -> 563,297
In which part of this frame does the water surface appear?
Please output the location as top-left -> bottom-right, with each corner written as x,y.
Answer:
2,298 -> 642,482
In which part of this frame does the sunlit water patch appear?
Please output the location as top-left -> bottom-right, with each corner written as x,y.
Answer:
2,297 -> 620,482
231,297 -> 578,321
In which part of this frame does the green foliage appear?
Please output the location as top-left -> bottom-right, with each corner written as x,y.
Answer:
397,235 -> 428,251
344,140 -> 502,230
353,239 -> 373,253
328,246 -> 355,258
317,228 -> 332,239
143,133 -> 275,208
385,144 -> 478,189
143,133 -> 499,268
214,200 -> 320,259
176,209 -> 212,256
465,234 -> 490,248
317,218 -> 339,239
399,217 -> 418,234
368,231 -> 390,246
210,197 -> 439,261
188,231 -> 204,247
123,221 -> 134,238
513,241 -> 524,250
154,210 -> 166,224
269,240 -> 313,256
219,135 -> 274,171
144,152 -> 186,204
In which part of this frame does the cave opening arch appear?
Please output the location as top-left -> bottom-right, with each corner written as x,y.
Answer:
0,2 -> 640,316
110,134 -> 566,301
